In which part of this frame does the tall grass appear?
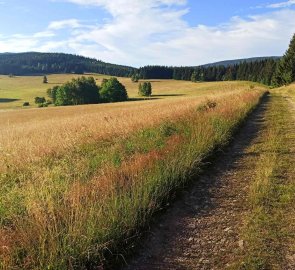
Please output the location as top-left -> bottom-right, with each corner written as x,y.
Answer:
0,90 -> 265,269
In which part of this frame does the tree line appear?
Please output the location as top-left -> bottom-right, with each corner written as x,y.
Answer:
136,59 -> 278,86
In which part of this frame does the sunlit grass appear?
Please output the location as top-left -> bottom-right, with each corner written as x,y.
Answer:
0,88 -> 265,269
0,73 -> 262,109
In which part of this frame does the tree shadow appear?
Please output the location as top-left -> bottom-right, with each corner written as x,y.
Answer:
152,94 -> 185,97
0,98 -> 19,103
128,97 -> 160,102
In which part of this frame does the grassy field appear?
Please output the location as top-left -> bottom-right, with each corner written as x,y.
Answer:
0,73 -> 261,110
0,78 -> 267,269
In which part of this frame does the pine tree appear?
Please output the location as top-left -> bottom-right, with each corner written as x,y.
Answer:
273,33 -> 295,86
191,71 -> 197,82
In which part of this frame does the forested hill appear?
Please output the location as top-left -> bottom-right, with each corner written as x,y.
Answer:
0,52 -> 135,77
202,56 -> 280,68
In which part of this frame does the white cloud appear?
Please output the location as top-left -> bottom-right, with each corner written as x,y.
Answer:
1,1 -> 295,66
267,0 -> 295,8
48,19 -> 82,30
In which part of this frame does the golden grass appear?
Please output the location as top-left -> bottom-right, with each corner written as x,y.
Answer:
0,81 -> 266,172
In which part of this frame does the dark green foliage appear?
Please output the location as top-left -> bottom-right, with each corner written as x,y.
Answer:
52,77 -> 100,106
47,86 -> 59,104
99,77 -> 128,103
139,66 -> 174,79
131,74 -> 139,82
0,52 -> 135,77
22,102 -> 30,107
43,75 -> 48,84
191,71 -> 197,82
138,82 -> 152,96
34,96 -> 46,104
273,34 -> 295,86
138,59 -> 279,86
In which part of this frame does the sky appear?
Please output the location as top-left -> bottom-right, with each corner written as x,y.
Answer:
0,0 -> 295,67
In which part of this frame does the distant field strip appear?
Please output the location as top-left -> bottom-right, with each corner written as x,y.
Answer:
0,88 -> 266,269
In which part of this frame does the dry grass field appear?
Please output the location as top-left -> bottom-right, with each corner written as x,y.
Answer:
0,80 -> 264,172
0,73 -> 260,110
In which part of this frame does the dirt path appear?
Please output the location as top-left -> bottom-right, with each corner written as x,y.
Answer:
123,98 -> 271,270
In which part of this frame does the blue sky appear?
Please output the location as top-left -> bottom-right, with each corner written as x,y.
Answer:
0,0 -> 295,67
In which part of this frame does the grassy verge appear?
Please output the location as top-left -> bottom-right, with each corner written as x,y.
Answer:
237,93 -> 295,269
0,90 -> 265,269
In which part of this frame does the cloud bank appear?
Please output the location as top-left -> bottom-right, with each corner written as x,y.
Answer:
0,0 -> 295,67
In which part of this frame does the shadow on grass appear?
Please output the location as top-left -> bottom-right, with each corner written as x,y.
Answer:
152,94 -> 185,97
0,98 -> 19,103
128,97 -> 160,102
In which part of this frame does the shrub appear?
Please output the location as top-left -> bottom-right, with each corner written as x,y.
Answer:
23,102 -> 30,107
34,97 -> 46,104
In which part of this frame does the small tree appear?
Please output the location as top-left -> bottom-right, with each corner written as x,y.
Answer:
139,82 -> 152,96
273,33 -> 295,86
99,78 -> 128,103
131,74 -> 139,83
43,75 -> 48,84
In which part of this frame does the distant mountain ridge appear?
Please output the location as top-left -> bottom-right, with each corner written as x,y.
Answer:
0,52 -> 135,77
202,56 -> 281,68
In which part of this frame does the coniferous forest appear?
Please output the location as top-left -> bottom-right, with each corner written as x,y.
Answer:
0,52 -> 135,77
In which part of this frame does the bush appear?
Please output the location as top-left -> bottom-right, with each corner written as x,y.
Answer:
23,102 -> 30,107
35,97 -> 46,104
99,78 -> 128,103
